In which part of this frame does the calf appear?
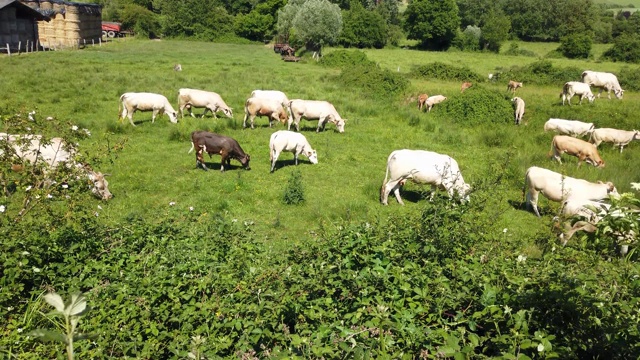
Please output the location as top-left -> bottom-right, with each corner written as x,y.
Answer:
178,88 -> 233,119
523,166 -> 617,217
550,135 -> 605,167
423,95 -> 447,112
381,149 -> 471,205
561,81 -> 595,106
188,131 -> 250,172
507,80 -> 523,94
460,82 -> 472,93
269,130 -> 318,172
589,128 -> 640,153
243,97 -> 288,129
512,97 -> 525,125
417,93 -> 429,111
119,92 -> 178,126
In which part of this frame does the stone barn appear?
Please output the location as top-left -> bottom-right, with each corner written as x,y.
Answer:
20,0 -> 102,49
0,0 -> 49,52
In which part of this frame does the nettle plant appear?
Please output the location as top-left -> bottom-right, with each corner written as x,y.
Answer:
592,187 -> 640,258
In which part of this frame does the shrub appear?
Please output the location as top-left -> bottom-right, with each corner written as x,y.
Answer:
503,43 -> 537,57
336,63 -> 408,98
500,60 -> 583,86
616,65 -> 640,91
283,170 -> 305,204
433,86 -> 513,126
602,33 -> 640,63
452,26 -> 481,51
339,4 -> 387,48
412,62 -> 483,82
558,34 -> 592,59
320,49 -> 374,68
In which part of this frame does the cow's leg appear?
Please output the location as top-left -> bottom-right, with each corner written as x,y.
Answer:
619,145 -> 624,153
201,108 -> 210,118
196,148 -> 208,171
151,109 -> 158,123
270,149 -> 280,173
127,109 -> 136,127
250,115 -> 256,129
381,179 -> 398,205
219,149 -> 229,172
527,190 -> 541,217
393,185 -> 404,205
242,112 -> 249,128
294,150 -> 299,165
294,116 -> 301,132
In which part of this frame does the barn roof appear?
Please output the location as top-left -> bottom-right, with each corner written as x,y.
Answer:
0,0 -> 50,21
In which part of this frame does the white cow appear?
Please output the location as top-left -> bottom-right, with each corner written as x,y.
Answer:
523,166 -> 618,217
0,134 -> 112,200
561,198 -> 611,222
381,149 -> 471,205
581,70 -> 624,99
288,99 -> 346,133
269,130 -> 318,172
243,97 -> 289,129
561,82 -> 596,106
512,97 -> 525,125
589,128 -> 640,153
119,92 -> 178,126
423,95 -> 447,112
177,88 -> 233,119
543,118 -> 594,138
250,90 -> 290,108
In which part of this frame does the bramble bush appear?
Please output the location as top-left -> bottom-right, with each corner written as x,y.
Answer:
432,86 -> 514,126
500,60 -> 583,86
602,33 -> 640,63
282,170 -> 305,204
558,34 -> 592,59
320,49 -> 374,68
412,62 -> 484,82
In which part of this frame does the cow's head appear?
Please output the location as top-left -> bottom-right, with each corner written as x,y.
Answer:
614,88 -> 624,99
168,111 -> 179,123
240,154 -> 251,170
598,181 -> 620,198
336,119 -> 346,133
278,108 -> 288,123
88,171 -> 112,200
458,183 -> 471,203
222,107 -> 234,119
587,93 -> 596,103
306,149 -> 318,164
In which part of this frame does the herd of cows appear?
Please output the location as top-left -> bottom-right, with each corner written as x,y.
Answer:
1,68 -> 637,241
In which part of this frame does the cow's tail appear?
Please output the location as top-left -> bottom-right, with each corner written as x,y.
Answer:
380,157 -> 392,202
522,167 -> 531,203
188,141 -> 195,154
117,94 -> 124,120
548,137 -> 557,158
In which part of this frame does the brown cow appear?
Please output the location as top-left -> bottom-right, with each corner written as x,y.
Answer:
550,135 -> 604,167
188,131 -> 251,172
460,82 -> 472,93
243,97 -> 288,129
417,93 -> 429,111
507,80 -> 523,94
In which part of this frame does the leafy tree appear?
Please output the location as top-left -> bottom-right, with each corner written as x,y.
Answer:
558,33 -> 592,59
376,0 -> 401,26
457,0 -> 500,28
120,4 -> 160,38
612,11 -> 640,38
480,10 -> 510,52
278,0 -> 343,53
602,33 -> 640,63
159,0 -> 234,39
452,25 -> 481,51
340,2 -> 387,48
503,0 -> 555,41
403,0 -> 460,50
234,12 -> 274,41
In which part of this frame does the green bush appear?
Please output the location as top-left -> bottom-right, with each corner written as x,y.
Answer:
503,43 -> 537,57
336,63 -> 408,98
283,170 -> 305,205
602,33 -> 640,63
500,60 -> 583,86
412,62 -> 484,82
558,34 -> 592,59
339,4 -> 388,49
616,65 -> 640,91
320,49 -> 374,68
433,86 -> 513,125
452,26 -> 481,51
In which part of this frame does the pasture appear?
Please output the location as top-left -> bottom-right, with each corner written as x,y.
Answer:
1,39 -> 638,245
1,40 -> 640,358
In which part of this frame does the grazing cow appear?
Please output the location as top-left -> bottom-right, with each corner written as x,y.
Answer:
269,130 -> 318,172
581,70 -> 624,99
589,128 -> 640,153
288,99 -> 346,133
460,82 -> 473,93
523,166 -> 617,217
423,95 -> 447,112
178,88 -> 233,119
561,198 -> 611,223
561,82 -> 596,106
243,97 -> 288,129
118,92 -> 178,126
250,90 -> 290,108
0,134 -> 112,200
543,118 -> 594,138
380,149 -> 471,205
417,93 -> 429,111
188,131 -> 250,172
173,64 -> 182,71
512,97 -> 525,125
550,135 -> 605,167
507,80 -> 523,94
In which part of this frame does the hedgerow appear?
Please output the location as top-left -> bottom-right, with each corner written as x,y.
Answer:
500,60 -> 583,86
411,62 -> 484,82
432,86 -> 514,126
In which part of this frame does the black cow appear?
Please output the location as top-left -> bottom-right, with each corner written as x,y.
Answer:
188,131 -> 251,171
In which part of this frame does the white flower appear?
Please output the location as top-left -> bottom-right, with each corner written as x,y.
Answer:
32,267 -> 41,273
537,343 -> 545,352
7,306 -> 14,311
232,218 -> 238,223
517,255 -> 527,263
21,251 -> 29,255
169,201 -> 176,206
71,125 -> 79,131
0,205 -> 5,213
189,206 -> 194,211
503,305 -> 512,314
46,116 -> 54,121
25,186 -> 32,191
95,212 -> 100,217
503,228 -> 508,233
62,184 -> 68,189
97,205 -> 102,210
83,128 -> 91,136
632,182 -> 640,191
47,194 -> 53,199
26,127 -> 31,131
17,328 -> 23,333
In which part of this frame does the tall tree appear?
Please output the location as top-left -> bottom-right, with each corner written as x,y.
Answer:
403,0 -> 460,50
480,10 -> 510,52
340,2 -> 387,48
278,0 -> 343,52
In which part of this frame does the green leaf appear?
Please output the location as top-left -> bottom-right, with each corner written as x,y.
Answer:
67,292 -> 88,317
28,329 -> 67,344
44,293 -> 65,313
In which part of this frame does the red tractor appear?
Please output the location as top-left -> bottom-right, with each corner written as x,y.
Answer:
102,22 -> 123,38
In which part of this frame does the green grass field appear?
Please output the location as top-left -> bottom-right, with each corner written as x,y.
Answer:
1,39 -> 639,250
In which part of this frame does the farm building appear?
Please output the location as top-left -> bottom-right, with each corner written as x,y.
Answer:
19,0 -> 102,49
0,0 -> 49,52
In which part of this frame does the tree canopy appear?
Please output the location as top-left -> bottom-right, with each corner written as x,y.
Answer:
277,0 -> 343,51
403,0 -> 460,50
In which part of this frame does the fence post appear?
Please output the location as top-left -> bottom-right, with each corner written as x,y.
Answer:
7,44 -> 10,56
26,40 -> 29,52
18,41 -> 21,54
